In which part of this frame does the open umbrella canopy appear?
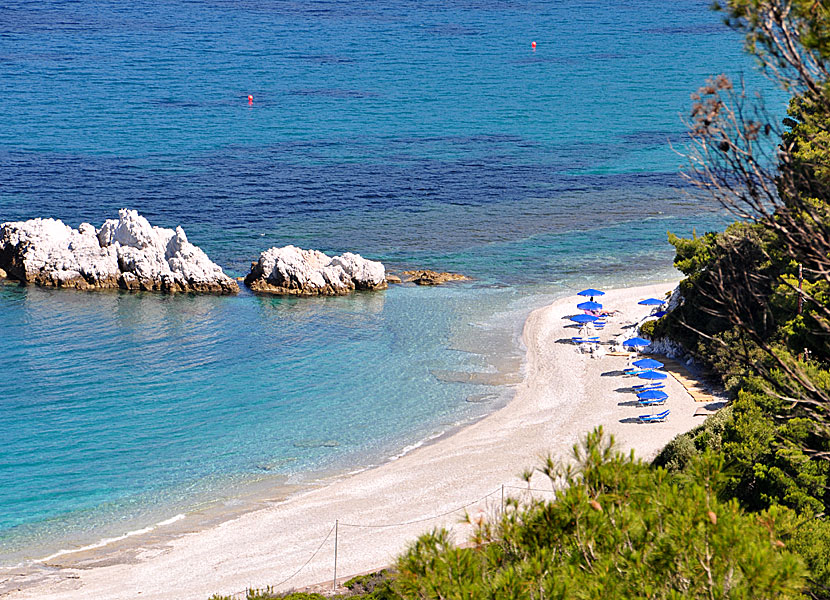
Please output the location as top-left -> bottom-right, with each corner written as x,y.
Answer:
577,288 -> 605,297
577,300 -> 603,311
622,337 -> 651,347
632,358 -> 664,369
570,314 -> 599,324
638,298 -> 666,306
637,389 -> 668,400
637,370 -> 668,380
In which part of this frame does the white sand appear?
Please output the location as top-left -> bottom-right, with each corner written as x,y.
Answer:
5,282 -> 705,600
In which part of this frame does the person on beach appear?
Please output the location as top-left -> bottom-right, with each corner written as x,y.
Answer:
583,308 -> 619,317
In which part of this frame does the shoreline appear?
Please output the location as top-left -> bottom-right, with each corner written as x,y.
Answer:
2,280 -> 707,600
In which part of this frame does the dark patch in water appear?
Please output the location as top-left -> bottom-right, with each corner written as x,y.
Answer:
389,133 -> 530,147
292,439 -> 340,449
424,23 -> 480,37
289,88 -> 380,99
620,130 -> 688,148
255,458 -> 298,471
466,393 -> 498,403
588,52 -> 626,62
511,55 -> 581,66
284,53 -> 357,65
149,99 -> 206,109
645,24 -> 723,35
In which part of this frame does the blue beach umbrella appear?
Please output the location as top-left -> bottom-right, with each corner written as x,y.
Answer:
578,288 -> 605,298
577,300 -> 603,311
638,370 -> 668,380
632,358 -> 664,369
637,389 -> 668,401
638,298 -> 665,306
570,314 -> 599,324
622,337 -> 651,348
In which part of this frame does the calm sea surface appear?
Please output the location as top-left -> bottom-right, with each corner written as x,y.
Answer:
0,0 -> 782,564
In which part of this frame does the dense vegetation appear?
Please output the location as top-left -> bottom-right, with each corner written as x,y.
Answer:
211,1 -> 830,598
649,0 -> 830,595
392,430 -> 806,599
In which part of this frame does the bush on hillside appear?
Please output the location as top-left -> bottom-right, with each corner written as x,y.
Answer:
394,429 -> 806,599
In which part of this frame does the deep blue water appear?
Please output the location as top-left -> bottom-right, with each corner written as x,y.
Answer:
0,0 -> 782,564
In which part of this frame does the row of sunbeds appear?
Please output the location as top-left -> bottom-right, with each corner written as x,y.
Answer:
625,369 -> 670,423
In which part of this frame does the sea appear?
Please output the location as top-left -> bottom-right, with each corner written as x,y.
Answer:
0,0 -> 784,569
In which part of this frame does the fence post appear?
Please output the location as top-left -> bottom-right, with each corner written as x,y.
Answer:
333,520 -> 339,592
501,484 -> 504,515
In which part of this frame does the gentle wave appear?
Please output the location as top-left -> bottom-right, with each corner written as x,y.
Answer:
388,431 -> 447,463
35,513 -> 186,563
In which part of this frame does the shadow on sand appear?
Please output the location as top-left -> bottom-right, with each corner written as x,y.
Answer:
617,399 -> 642,407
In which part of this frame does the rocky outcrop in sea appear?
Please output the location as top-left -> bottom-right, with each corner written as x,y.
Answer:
401,270 -> 468,286
244,245 -> 387,296
0,209 -> 239,294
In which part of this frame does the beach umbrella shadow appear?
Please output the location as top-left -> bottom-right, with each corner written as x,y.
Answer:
617,399 -> 641,407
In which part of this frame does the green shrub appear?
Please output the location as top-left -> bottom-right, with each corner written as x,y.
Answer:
395,429 -> 806,599
638,318 -> 657,339
343,570 -> 400,599
652,430 -> 697,471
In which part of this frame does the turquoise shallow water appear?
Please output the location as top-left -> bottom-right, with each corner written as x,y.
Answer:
0,0 -> 783,564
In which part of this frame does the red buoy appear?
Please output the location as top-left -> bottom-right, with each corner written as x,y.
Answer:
248,95 -> 253,105
531,41 -> 536,49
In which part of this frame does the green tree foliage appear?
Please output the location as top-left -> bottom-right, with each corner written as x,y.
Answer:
394,430 -> 806,600
655,225 -> 793,392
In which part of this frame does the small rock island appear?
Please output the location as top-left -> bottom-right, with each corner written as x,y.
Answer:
244,245 -> 387,296
0,209 -> 239,294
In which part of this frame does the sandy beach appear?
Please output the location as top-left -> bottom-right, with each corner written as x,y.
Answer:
3,281 -> 714,600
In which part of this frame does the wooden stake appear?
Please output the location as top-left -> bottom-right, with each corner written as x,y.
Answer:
333,520 -> 338,591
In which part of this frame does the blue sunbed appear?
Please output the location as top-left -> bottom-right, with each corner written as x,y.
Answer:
632,382 -> 665,391
639,409 -> 670,423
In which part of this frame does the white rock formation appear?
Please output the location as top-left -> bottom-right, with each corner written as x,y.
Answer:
665,284 -> 683,312
0,209 -> 238,294
245,245 -> 386,295
330,252 -> 386,288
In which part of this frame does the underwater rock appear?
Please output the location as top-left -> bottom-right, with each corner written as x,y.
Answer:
403,269 -> 468,285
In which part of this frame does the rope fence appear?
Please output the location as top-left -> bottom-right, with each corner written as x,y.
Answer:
224,482 -> 560,598
339,487 -> 502,529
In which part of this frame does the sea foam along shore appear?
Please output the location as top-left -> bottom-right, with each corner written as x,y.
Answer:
4,281 -> 704,600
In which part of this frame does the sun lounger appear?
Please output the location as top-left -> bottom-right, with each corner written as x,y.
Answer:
637,397 -> 666,407
632,382 -> 665,391
571,336 -> 600,344
639,409 -> 670,423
